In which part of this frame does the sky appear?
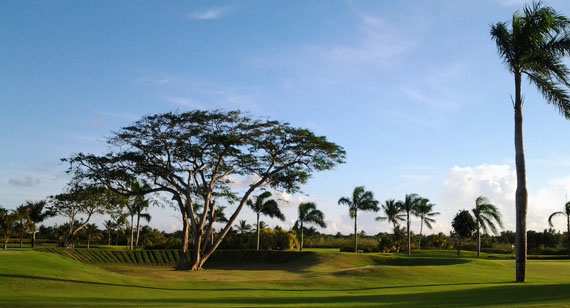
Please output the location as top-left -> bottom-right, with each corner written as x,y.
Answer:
3,0 -> 570,237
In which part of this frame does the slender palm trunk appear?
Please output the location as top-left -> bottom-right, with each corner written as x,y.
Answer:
19,228 -> 23,248
407,213 -> 411,255
130,215 -> 134,251
87,235 -> 90,249
476,218 -> 481,258
300,221 -> 304,251
567,215 -> 570,257
354,210 -> 358,253
3,234 -> 7,249
418,218 -> 424,250
135,215 -> 141,248
32,231 -> 36,248
107,228 -> 111,245
256,213 -> 260,251
514,72 -> 528,283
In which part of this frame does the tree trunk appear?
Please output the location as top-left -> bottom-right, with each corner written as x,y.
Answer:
418,218 -> 424,250
567,216 -> 570,257
407,214 -> 411,255
135,215 -> 141,248
19,230 -> 23,248
476,219 -> 481,258
87,235 -> 90,249
115,228 -> 119,246
191,231 -> 203,271
130,215 -> 135,251
354,210 -> 358,253
457,239 -> 461,256
3,234 -> 7,249
108,228 -> 111,246
300,222 -> 304,251
176,215 -> 190,270
256,213 -> 260,251
32,231 -> 36,248
514,72 -> 528,283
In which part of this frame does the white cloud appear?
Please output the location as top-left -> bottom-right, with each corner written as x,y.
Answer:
440,164 -> 570,234
189,6 -> 232,20
8,176 -> 41,187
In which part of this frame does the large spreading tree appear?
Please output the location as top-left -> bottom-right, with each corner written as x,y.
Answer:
65,110 -> 345,270
491,2 -> 570,282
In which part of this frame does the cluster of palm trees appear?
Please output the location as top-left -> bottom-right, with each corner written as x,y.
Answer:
238,191 -> 327,251
0,201 -> 54,249
338,187 -> 439,255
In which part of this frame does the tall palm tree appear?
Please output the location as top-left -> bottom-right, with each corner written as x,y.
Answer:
376,199 -> 405,228
14,205 -> 31,248
84,223 -> 101,249
399,193 -> 421,255
24,200 -> 54,248
548,201 -> 570,256
129,181 -> 152,249
296,202 -> 326,251
338,186 -> 379,253
247,191 -> 285,250
234,220 -> 252,234
103,220 -> 115,245
415,198 -> 439,250
472,196 -> 504,258
0,207 -> 15,250
491,2 -> 570,282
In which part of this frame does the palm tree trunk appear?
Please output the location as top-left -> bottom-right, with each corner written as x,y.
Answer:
107,228 -> 111,246
567,215 -> 570,257
135,215 -> 141,248
130,215 -> 135,251
418,218 -> 424,250
476,219 -> 481,258
87,235 -> 90,249
256,213 -> 260,251
514,72 -> 528,283
32,231 -> 36,248
19,229 -> 23,248
354,210 -> 358,253
300,221 -> 304,251
3,234 -> 7,249
407,214 -> 411,255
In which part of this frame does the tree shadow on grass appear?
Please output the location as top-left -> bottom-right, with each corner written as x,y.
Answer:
0,273 -> 511,292
4,281 -> 570,307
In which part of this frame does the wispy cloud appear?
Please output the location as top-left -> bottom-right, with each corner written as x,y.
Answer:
189,6 -> 232,20
8,176 -> 41,187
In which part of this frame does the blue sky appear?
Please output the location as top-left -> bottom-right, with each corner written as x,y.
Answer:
3,0 -> 570,236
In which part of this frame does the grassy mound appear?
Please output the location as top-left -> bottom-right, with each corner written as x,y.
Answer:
35,248 -> 180,266
2,249 -> 570,307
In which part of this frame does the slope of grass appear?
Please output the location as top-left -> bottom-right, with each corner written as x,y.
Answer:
2,249 -> 570,307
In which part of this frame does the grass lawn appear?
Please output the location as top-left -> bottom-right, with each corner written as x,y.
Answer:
1,249 -> 570,307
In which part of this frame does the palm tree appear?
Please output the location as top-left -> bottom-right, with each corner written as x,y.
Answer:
296,202 -> 326,251
24,200 -> 54,248
399,193 -> 421,255
247,191 -> 285,250
129,181 -> 152,249
338,186 -> 379,253
491,2 -> 570,282
548,201 -> 570,256
13,205 -> 31,248
0,207 -> 15,249
472,196 -> 504,258
103,220 -> 115,245
415,198 -> 439,250
84,223 -> 101,249
376,199 -> 405,228
234,220 -> 252,234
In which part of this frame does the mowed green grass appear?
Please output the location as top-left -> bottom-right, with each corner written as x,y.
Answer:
1,250 -> 570,307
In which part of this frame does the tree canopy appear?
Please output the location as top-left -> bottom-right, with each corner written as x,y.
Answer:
65,110 -> 345,270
